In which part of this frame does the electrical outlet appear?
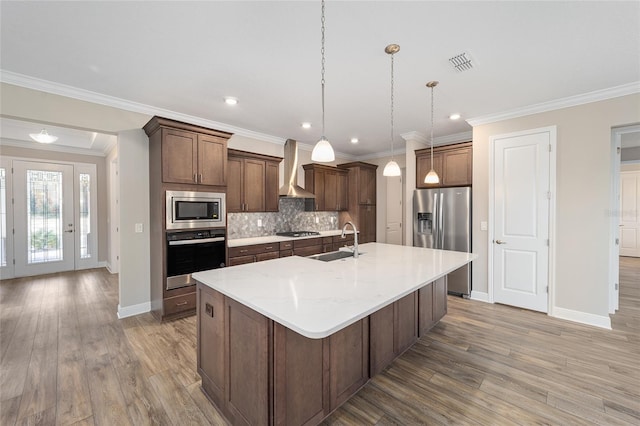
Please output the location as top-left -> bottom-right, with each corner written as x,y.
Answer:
257,219 -> 262,227
315,216 -> 319,224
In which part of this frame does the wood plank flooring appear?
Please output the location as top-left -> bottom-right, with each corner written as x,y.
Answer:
1,257 -> 638,425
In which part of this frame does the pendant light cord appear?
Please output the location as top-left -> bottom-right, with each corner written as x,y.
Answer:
321,0 -> 326,138
390,52 -> 395,159
430,84 -> 435,170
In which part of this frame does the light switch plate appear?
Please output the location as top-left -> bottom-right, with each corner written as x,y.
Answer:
480,221 -> 488,231
135,223 -> 143,233
257,219 -> 262,227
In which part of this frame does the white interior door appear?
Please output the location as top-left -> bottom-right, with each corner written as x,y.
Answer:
386,175 -> 403,245
492,129 -> 551,313
620,171 -> 640,257
13,161 -> 75,277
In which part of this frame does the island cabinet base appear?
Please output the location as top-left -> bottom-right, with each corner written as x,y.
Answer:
197,276 -> 447,426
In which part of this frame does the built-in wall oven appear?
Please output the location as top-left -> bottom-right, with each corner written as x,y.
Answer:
166,228 -> 226,290
166,190 -> 226,230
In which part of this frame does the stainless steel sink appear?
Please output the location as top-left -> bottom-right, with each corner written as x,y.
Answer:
308,250 -> 360,262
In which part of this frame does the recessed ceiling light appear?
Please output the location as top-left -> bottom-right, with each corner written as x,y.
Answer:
29,129 -> 58,144
351,138 -> 359,144
301,122 -> 312,129
224,97 -> 238,105
449,113 -> 461,120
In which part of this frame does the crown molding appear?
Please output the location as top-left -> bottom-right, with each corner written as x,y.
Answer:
0,137 -> 110,157
467,81 -> 640,126
434,131 -> 473,145
400,131 -> 428,144
357,148 -> 407,161
0,69 -> 286,145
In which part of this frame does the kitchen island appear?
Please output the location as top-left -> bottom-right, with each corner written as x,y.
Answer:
193,243 -> 475,426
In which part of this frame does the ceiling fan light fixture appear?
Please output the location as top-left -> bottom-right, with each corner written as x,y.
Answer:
29,129 -> 58,144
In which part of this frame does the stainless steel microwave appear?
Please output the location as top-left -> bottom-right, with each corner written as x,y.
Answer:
166,190 -> 226,230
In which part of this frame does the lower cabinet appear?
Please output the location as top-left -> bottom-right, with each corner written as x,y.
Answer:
369,292 -> 418,376
228,243 -> 280,266
197,276 -> 447,426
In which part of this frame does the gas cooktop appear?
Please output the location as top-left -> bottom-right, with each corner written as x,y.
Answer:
276,231 -> 321,238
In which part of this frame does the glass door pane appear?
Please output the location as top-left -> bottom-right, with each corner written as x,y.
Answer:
79,173 -> 91,259
1,168 -> 7,267
27,169 -> 64,264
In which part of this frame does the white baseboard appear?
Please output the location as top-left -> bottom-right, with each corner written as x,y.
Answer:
105,263 -> 118,274
117,301 -> 151,319
550,306 -> 612,330
470,290 -> 490,303
97,261 -> 107,268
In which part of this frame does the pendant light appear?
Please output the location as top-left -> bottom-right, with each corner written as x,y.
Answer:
424,81 -> 440,184
29,129 -> 58,144
311,0 -> 335,162
382,44 -> 401,177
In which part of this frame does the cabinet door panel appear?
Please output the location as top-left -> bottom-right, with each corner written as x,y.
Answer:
244,159 -> 266,212
369,303 -> 395,376
418,283 -> 435,336
329,318 -> 369,410
359,168 -> 376,205
337,172 -> 348,211
442,148 -> 472,186
198,286 -> 225,406
416,152 -> 443,188
274,324 -> 329,426
225,299 -> 270,426
324,171 -> 337,211
162,129 -> 197,184
265,161 -> 279,212
433,276 -> 448,322
314,170 -> 326,211
359,205 -> 376,244
198,135 -> 227,186
227,157 -> 243,212
394,292 -> 418,355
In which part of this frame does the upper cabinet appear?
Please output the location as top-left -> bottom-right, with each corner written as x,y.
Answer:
144,116 -> 231,187
337,161 -> 378,244
415,142 -> 472,188
303,164 -> 348,211
227,149 -> 282,213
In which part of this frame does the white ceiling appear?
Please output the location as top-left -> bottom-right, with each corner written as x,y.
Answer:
1,1 -> 639,157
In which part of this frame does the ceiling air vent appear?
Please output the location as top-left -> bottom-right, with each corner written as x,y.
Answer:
449,52 -> 473,72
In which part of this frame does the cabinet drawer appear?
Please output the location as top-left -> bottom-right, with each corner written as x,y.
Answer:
256,251 -> 279,262
164,292 -> 196,316
229,243 -> 279,257
333,234 -> 354,244
279,241 -> 293,250
228,255 -> 256,266
293,237 -> 323,249
294,245 -> 323,257
279,249 -> 293,258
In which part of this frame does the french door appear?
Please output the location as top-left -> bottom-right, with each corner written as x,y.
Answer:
0,159 -> 97,278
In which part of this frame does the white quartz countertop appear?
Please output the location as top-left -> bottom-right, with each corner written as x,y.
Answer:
193,243 -> 476,339
227,229 -> 354,247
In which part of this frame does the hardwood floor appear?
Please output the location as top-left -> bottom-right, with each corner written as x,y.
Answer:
1,258 -> 638,425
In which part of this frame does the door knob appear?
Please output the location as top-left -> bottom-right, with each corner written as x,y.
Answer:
494,239 -> 506,244
65,230 -> 74,233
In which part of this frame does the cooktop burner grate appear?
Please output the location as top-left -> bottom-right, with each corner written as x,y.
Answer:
276,231 -> 321,238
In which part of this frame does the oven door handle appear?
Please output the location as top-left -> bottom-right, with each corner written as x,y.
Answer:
168,237 -> 226,246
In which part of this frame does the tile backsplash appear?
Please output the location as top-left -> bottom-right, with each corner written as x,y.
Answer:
227,198 -> 339,239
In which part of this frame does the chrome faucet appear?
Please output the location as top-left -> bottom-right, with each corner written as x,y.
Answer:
341,221 -> 359,258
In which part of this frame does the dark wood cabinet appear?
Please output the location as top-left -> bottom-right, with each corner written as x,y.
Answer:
144,116 -> 232,321
337,162 -> 378,244
228,242 -> 280,266
227,149 -> 282,213
329,318 -> 369,410
416,142 -> 472,188
303,164 -> 349,211
418,276 -> 447,336
369,292 -> 418,376
198,285 -> 226,407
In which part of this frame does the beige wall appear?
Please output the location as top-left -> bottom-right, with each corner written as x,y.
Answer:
0,143 -> 109,262
622,162 -> 640,172
472,94 -> 640,319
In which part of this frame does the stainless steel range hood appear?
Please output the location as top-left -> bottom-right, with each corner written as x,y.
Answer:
279,139 -> 316,198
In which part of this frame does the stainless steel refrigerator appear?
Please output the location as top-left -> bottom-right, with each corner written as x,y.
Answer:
413,187 -> 471,295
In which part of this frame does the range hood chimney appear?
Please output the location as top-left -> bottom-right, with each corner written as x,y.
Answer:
279,139 -> 316,198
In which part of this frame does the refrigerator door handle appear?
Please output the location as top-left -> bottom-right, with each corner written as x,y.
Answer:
439,192 -> 444,248
433,192 -> 438,247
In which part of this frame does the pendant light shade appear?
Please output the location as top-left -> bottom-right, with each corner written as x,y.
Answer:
29,129 -> 58,144
424,81 -> 440,184
382,44 -> 401,177
383,160 -> 401,177
311,0 -> 335,163
311,136 -> 335,162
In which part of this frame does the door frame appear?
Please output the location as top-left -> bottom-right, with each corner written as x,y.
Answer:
610,124 -> 640,313
487,126 -> 557,314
